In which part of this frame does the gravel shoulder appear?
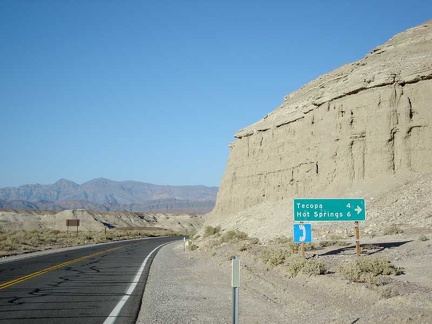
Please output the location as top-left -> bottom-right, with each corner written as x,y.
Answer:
138,233 -> 432,324
137,242 -> 286,324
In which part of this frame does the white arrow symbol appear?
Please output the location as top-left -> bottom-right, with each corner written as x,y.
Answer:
355,206 -> 362,214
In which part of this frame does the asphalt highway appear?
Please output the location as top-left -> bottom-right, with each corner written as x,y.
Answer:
0,236 -> 180,324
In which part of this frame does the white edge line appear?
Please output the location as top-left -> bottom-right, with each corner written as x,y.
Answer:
103,241 -> 171,324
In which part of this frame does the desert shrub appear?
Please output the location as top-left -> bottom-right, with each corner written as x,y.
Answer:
383,224 -> 404,235
249,237 -> 260,245
286,255 -> 307,278
270,236 -> 291,244
379,285 -> 400,299
261,248 -> 293,266
238,237 -> 260,252
418,234 -> 429,241
270,255 -> 329,277
187,243 -> 199,251
203,225 -> 221,238
301,260 -> 328,276
239,244 -> 249,252
268,236 -> 319,252
219,230 -> 249,243
337,256 -> 402,285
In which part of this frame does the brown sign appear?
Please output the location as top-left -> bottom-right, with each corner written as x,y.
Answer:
66,219 -> 80,227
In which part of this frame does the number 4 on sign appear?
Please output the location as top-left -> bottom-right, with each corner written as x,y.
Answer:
347,203 -> 351,208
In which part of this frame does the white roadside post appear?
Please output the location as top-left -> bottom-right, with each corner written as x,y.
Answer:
231,256 -> 240,324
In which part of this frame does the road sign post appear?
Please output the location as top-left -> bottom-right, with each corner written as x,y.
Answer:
355,221 -> 361,256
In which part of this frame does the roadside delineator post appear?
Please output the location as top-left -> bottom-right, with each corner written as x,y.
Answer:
231,256 -> 240,324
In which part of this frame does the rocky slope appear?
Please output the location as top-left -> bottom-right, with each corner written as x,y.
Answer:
210,20 -> 432,239
0,178 -> 218,214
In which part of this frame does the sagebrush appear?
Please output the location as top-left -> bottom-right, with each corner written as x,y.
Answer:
337,256 -> 402,285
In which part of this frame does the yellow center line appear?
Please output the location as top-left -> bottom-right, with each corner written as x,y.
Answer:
0,243 -> 136,290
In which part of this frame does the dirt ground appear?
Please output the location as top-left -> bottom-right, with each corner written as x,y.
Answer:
140,230 -> 432,324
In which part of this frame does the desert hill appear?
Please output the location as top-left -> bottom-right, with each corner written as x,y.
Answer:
208,20 -> 432,240
0,178 -> 218,214
0,209 -> 203,233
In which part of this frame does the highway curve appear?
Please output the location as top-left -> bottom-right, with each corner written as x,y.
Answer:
0,236 -> 180,324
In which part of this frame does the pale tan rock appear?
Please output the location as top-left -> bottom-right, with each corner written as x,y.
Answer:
210,20 -> 432,239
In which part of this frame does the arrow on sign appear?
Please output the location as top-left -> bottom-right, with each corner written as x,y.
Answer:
355,206 -> 362,214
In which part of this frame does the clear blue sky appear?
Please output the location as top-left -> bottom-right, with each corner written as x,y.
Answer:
1,1 -> 431,188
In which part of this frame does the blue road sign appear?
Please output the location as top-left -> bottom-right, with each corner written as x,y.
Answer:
294,198 -> 366,222
293,223 -> 312,243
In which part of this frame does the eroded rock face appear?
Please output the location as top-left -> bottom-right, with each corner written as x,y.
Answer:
214,20 -> 432,217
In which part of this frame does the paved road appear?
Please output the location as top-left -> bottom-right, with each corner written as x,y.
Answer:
0,236 -> 180,324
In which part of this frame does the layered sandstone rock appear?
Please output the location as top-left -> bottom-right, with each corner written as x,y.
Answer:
212,20 -> 432,233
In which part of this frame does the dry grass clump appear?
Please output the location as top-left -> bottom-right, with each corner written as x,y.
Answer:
203,225 -> 221,238
269,236 -> 292,244
238,237 -> 260,252
337,256 -> 403,285
218,230 -> 260,252
286,255 -> 307,277
0,230 -> 64,254
261,247 -> 328,277
261,237 -> 298,265
285,255 -> 328,278
269,236 -> 318,252
219,230 -> 249,243
188,226 -> 260,253
269,236 -> 298,251
418,234 -> 429,241
261,248 -> 294,266
383,224 -> 404,235
261,236 -> 322,266
187,243 -> 199,251
301,259 -> 328,276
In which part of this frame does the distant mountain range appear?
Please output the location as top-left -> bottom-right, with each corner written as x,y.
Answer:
0,178 -> 218,214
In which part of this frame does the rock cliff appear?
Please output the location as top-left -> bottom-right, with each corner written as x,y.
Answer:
210,20 -> 432,238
